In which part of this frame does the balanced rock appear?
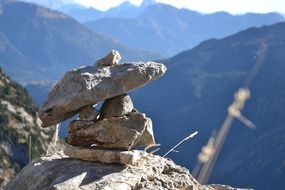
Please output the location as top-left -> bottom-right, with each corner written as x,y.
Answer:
96,49 -> 121,66
100,94 -> 133,118
79,105 -> 99,121
39,62 -> 166,127
65,113 -> 155,150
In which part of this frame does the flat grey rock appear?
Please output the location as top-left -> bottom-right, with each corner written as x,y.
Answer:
65,113 -> 155,150
63,145 -> 141,165
39,62 -> 166,127
99,94 -> 134,119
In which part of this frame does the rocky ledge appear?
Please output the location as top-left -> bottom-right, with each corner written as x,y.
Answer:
4,152 -> 245,190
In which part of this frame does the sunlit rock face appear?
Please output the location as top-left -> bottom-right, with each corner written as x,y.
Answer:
39,61 -> 166,127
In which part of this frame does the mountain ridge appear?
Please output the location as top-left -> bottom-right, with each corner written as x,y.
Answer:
0,0 -> 161,82
21,0 -> 157,22
86,3 -> 283,56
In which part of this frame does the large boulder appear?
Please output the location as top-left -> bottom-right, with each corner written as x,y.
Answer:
39,62 -> 166,127
65,113 -> 155,150
4,153 -> 238,190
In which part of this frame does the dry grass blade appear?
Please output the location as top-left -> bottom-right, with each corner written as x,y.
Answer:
144,143 -> 161,153
28,136 -> 32,163
46,123 -> 60,155
163,131 -> 198,158
150,147 -> 160,154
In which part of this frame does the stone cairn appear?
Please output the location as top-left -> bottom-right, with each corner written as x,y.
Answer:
39,50 -> 167,165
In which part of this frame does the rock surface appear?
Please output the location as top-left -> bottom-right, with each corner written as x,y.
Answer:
4,153 -> 239,190
65,113 -> 155,150
79,105 -> 99,121
68,120 -> 95,133
96,49 -> 121,66
39,62 -> 166,127
100,94 -> 134,118
63,145 -> 141,165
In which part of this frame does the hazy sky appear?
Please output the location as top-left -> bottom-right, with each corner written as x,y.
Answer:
74,0 -> 285,14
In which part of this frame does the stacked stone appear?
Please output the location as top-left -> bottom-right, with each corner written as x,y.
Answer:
39,50 -> 167,165
66,94 -> 154,150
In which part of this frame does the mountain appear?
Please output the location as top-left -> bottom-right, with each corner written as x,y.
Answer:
19,0 -> 74,9
0,31 -> 41,81
85,3 -> 284,56
20,0 -> 157,22
60,0 -> 156,22
127,22 -> 285,189
0,68 -> 54,188
106,1 -> 141,18
20,0 -> 105,22
0,0 -> 160,82
106,0 -> 156,19
25,81 -> 56,105
59,4 -> 104,22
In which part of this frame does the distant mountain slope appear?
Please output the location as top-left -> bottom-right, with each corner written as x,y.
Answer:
25,81 -> 56,105
19,0 -> 68,9
0,0 -> 160,82
129,22 -> 285,189
0,31 -> 44,81
60,1 -> 141,22
60,0 -> 156,22
86,3 -> 284,56
59,5 -> 104,22
0,68 -> 54,188
20,0 -> 156,22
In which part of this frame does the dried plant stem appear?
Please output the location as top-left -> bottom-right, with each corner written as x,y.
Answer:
28,136 -> 32,163
150,147 -> 160,154
197,88 -> 255,184
197,115 -> 233,184
46,123 -> 60,155
54,123 -> 59,146
163,131 -> 198,158
195,43 -> 266,184
192,162 -> 203,178
144,143 -> 161,152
